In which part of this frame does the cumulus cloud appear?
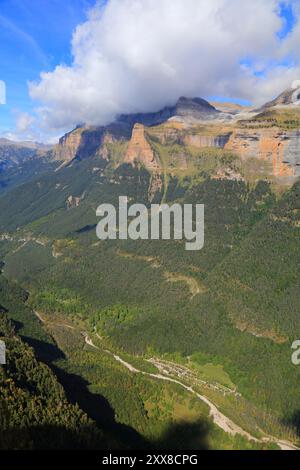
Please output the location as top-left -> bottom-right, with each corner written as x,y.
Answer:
2,111 -> 61,144
15,112 -> 35,134
29,0 -> 300,132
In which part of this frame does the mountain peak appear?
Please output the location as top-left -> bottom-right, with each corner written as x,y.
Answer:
117,96 -> 218,127
262,81 -> 300,109
175,96 -> 218,117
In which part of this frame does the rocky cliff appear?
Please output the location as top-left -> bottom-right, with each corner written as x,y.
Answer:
225,128 -> 299,178
53,97 -> 219,164
182,132 -> 231,149
53,87 -> 300,183
53,122 -> 131,163
125,123 -> 160,170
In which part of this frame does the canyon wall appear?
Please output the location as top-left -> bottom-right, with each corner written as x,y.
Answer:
53,123 -> 131,163
53,120 -> 300,182
224,129 -> 300,178
182,133 -> 231,149
125,123 -> 160,170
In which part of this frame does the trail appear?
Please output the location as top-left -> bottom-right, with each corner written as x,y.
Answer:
163,272 -> 206,297
33,311 -> 298,450
83,334 -> 254,439
33,311 -> 75,330
83,334 -> 298,449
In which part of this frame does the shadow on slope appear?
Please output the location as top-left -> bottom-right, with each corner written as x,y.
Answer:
0,419 -> 211,450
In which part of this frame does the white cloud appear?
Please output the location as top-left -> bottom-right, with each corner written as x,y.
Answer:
29,0 -> 300,132
1,111 -> 60,144
15,112 -> 35,134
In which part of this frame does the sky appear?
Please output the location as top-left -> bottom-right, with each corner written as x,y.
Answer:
0,0 -> 300,143
0,0 -> 95,140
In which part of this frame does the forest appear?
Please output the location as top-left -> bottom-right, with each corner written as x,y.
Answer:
0,144 -> 299,449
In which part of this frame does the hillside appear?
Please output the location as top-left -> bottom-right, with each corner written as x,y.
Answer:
0,301 -> 104,449
0,139 -> 57,194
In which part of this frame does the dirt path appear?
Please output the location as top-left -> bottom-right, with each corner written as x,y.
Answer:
164,272 -> 205,297
33,310 -> 75,330
33,312 -> 298,450
84,334 -> 299,449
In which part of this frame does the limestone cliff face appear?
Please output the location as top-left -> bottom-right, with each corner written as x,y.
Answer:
54,121 -> 300,182
54,128 -> 84,162
125,124 -> 160,170
124,124 -> 300,179
225,129 -> 299,178
53,96 -> 219,164
183,133 -> 231,149
52,90 -> 300,183
53,123 -> 131,163
146,122 -> 231,149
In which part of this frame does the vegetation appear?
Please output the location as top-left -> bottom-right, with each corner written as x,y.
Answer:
0,139 -> 299,449
240,108 -> 300,130
0,311 -> 103,449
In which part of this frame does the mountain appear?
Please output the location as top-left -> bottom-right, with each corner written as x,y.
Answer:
52,89 -> 300,182
0,85 -> 299,450
0,139 -> 57,194
53,96 -> 220,164
117,96 -> 220,126
261,80 -> 300,109
0,139 -> 52,168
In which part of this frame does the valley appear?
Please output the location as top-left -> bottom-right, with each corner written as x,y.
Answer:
0,85 -> 300,450
23,306 -> 298,450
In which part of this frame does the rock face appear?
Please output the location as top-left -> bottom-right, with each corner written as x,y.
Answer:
54,127 -> 83,162
225,129 -> 299,178
183,133 -> 231,149
53,96 -> 220,164
52,88 -> 300,183
66,192 -> 85,209
148,173 -> 163,202
53,123 -> 131,163
125,124 -> 160,170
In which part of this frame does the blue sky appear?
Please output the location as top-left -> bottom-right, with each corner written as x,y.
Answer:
278,1 -> 297,39
0,0 -> 298,141
0,0 -> 95,136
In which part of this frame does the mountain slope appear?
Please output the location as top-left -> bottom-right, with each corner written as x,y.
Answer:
0,309 -> 103,449
0,139 -> 57,194
0,154 -> 299,441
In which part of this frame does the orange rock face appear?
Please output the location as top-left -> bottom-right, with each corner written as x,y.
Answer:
54,127 -> 119,163
125,123 -> 160,170
54,128 -> 83,162
225,129 -> 295,177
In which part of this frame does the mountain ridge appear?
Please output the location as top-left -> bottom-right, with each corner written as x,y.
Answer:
51,86 -> 300,183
